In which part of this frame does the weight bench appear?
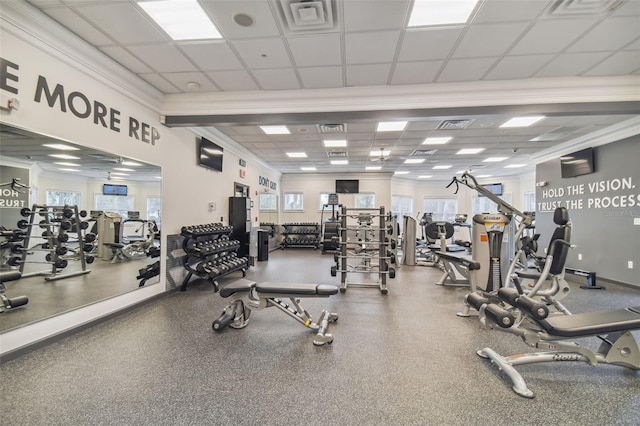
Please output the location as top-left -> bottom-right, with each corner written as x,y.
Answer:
0,269 -> 28,312
212,279 -> 338,346
435,251 -> 480,288
472,288 -> 640,398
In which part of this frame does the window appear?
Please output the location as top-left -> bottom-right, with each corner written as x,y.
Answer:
283,192 -> 303,211
471,193 -> 513,216
46,189 -> 80,207
147,196 -> 162,228
259,193 -> 278,211
423,197 -> 458,222
319,192 -> 330,210
392,195 -> 413,218
95,194 -> 135,219
354,193 -> 375,209
524,191 -> 536,212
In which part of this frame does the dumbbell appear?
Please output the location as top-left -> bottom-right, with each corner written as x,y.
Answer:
19,207 -> 48,217
8,256 -> 68,269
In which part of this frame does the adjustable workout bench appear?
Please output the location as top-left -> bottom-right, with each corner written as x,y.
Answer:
435,251 -> 480,287
471,288 -> 640,398
212,279 -> 339,346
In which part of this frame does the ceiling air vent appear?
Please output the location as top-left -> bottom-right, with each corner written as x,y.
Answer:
327,151 -> 347,158
437,119 -> 473,130
279,0 -> 336,32
547,0 -> 625,17
317,123 -> 345,133
411,149 -> 438,156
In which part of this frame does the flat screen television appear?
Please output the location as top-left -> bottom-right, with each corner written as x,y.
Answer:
103,184 -> 127,196
198,137 -> 223,172
560,147 -> 595,178
479,183 -> 503,197
336,179 -> 359,194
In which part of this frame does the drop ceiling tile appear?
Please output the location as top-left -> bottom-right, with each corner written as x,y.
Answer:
42,7 -> 114,46
205,70 -> 259,91
27,0 -> 64,6
232,126 -> 266,135
345,31 -> 401,64
583,51 -> 640,75
74,3 -> 167,44
437,57 -> 498,82
252,68 -> 300,89
232,38 -> 292,69
298,66 -> 343,88
347,123 -> 377,132
179,42 -> 244,70
100,46 -> 153,74
510,18 -> 598,55
624,38 -> 640,51
200,0 -> 281,39
343,0 -> 410,32
137,73 -> 181,94
535,52 -> 611,77
160,72 -> 220,92
473,0 -> 550,23
391,61 -> 443,85
406,121 -> 441,131
485,54 -> 553,80
346,63 -> 392,86
126,44 -> 198,73
398,28 -> 463,61
453,22 -> 530,58
567,17 -> 640,52
288,34 -> 342,66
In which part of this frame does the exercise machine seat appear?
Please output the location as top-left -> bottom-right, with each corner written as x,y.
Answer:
0,270 -> 22,282
219,279 -> 256,297
538,307 -> 640,338
256,282 -> 338,297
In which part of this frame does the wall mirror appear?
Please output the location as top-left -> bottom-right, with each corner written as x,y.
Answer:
0,123 -> 162,333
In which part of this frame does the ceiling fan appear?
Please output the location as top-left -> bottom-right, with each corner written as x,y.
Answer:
370,147 -> 389,162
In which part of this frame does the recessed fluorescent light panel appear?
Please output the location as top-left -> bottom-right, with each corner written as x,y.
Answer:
404,159 -> 425,164
43,143 -> 79,150
370,150 -> 391,156
54,162 -> 81,167
505,164 -> 527,168
323,140 -> 347,148
500,116 -> 545,128
433,165 -> 452,169
331,160 -> 348,165
394,171 -> 409,175
418,175 -> 433,179
58,168 -> 80,172
121,161 -> 142,166
408,0 -> 479,27
300,167 -> 316,171
138,0 -> 222,40
286,152 -> 307,158
110,172 -> 130,176
457,148 -> 485,154
376,121 -> 407,132
113,168 -> 135,172
366,166 -> 382,171
49,154 -> 80,160
422,137 -> 452,145
260,125 -> 290,134
483,157 -> 508,162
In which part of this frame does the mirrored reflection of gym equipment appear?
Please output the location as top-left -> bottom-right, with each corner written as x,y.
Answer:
330,206 -> 396,294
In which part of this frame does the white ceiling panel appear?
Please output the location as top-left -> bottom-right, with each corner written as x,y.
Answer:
567,17 -> 640,52
206,70 -> 259,91
437,57 -> 498,82
391,61 -> 443,85
231,38 -> 293,69
179,42 -> 245,71
452,22 -> 530,58
298,66 -> 343,88
252,68 -> 301,90
345,31 -> 401,64
99,46 -> 153,74
535,52 -> 611,77
473,0 -> 551,23
346,63 -> 392,86
288,34 -> 342,67
624,38 -> 640,51
27,0 -> 64,6
73,3 -> 167,45
126,44 -> 198,73
137,73 -> 181,94
200,0 -> 281,39
485,54 -> 554,80
509,18 -> 599,55
160,72 -> 220,92
398,28 -> 463,61
584,51 -> 640,75
42,7 -> 114,46
342,0 -> 411,32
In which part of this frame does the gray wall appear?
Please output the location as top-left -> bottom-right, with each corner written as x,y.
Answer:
536,136 -> 640,287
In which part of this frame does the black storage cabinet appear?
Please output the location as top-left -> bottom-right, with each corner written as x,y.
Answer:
257,229 -> 269,261
229,197 -> 251,258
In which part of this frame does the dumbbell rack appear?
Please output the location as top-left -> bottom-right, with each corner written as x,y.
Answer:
180,223 -> 249,291
280,223 -> 320,249
330,206 -> 396,294
11,204 -> 92,281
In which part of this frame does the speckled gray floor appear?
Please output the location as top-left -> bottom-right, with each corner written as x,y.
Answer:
1,249 -> 639,425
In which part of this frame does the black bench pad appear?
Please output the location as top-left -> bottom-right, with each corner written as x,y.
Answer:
219,279 -> 256,297
540,307 -> 640,337
256,282 -> 338,296
436,251 -> 480,270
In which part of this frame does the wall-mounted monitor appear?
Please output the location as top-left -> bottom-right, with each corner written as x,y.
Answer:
479,183 -> 503,197
198,137 -> 223,172
560,147 -> 595,178
336,179 -> 359,194
103,184 -> 128,196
